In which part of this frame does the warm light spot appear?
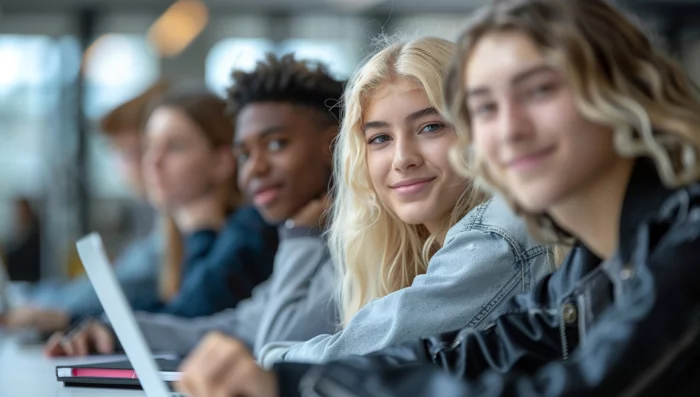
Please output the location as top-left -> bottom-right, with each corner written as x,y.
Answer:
147,0 -> 209,58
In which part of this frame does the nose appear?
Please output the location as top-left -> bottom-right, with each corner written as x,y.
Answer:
392,133 -> 424,172
498,99 -> 534,144
247,149 -> 270,177
143,146 -> 165,172
240,149 -> 270,191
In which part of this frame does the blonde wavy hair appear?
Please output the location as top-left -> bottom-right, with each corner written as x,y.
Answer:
329,36 -> 489,326
444,0 -> 700,253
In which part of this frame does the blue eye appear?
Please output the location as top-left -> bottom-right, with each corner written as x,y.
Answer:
420,123 -> 443,134
368,134 -> 391,145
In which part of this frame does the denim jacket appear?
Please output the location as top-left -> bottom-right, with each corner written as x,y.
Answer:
258,195 -> 554,367
273,159 -> 700,397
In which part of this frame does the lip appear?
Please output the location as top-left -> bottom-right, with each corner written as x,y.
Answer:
251,184 -> 283,207
505,146 -> 556,172
390,177 -> 436,197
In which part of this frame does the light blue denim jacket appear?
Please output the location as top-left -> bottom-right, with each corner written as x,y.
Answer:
258,195 -> 555,367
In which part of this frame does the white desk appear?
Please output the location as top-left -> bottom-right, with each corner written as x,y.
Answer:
0,335 -> 147,397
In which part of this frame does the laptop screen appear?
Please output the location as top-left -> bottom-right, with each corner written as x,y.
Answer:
76,233 -> 173,397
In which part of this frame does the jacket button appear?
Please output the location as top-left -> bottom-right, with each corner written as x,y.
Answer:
562,303 -> 578,324
620,262 -> 634,280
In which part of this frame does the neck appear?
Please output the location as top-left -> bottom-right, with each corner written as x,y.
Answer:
549,159 -> 634,260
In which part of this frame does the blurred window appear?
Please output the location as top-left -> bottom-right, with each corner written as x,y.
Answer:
0,35 -> 61,241
205,38 -> 274,95
83,34 -> 159,197
278,38 -> 354,79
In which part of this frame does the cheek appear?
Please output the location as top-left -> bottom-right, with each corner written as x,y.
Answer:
472,127 -> 500,175
366,150 -> 391,192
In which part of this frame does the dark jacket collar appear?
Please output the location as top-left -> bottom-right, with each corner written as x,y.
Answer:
617,158 -> 677,263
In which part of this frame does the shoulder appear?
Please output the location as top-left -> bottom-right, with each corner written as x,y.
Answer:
224,206 -> 275,233
446,196 -> 545,256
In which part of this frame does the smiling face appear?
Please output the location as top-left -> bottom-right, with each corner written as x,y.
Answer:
363,79 -> 467,233
464,30 -> 625,214
234,102 -> 335,224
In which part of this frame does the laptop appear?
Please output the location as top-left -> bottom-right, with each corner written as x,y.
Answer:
56,233 -> 185,396
0,256 -> 11,316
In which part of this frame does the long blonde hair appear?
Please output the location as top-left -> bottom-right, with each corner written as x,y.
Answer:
330,36 -> 489,326
444,0 -> 700,260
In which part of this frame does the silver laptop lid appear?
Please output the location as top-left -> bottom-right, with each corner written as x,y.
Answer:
76,233 -> 172,397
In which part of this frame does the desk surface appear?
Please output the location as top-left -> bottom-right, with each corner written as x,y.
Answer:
0,335 -> 147,397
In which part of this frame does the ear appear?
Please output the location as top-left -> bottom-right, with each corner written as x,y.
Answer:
212,147 -> 237,183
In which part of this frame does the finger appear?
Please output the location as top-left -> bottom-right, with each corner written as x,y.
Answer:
60,339 -> 75,356
93,325 -> 115,354
179,334 -> 247,397
44,333 -> 66,357
223,360 -> 271,397
177,372 -> 211,397
200,340 -> 248,386
74,334 -> 89,357
177,339 -> 221,397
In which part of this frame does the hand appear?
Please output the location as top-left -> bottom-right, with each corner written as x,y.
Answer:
44,320 -> 115,357
176,332 -> 278,397
174,196 -> 227,233
289,194 -> 331,229
0,307 -> 69,333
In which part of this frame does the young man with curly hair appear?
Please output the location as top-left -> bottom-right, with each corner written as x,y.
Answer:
44,54 -> 343,361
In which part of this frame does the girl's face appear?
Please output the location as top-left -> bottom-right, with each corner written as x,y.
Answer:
363,78 -> 468,233
464,30 -> 624,213
142,106 -> 233,210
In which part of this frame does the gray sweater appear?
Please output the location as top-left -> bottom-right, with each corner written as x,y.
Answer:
258,196 -> 556,366
127,227 -> 336,357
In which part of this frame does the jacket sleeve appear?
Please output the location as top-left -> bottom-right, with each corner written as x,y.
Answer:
41,236 -> 161,318
260,224 -> 551,367
121,227 -> 331,357
252,228 -> 337,356
276,218 -> 700,397
152,208 -> 277,318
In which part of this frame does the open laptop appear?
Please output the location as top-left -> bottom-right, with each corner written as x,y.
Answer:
56,233 -> 184,396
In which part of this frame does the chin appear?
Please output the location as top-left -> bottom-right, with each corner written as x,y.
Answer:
393,210 -> 428,226
513,192 -> 555,214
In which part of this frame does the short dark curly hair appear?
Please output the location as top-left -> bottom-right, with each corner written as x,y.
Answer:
226,53 -> 345,125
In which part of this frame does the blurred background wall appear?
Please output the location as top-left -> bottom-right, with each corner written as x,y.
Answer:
0,0 -> 696,281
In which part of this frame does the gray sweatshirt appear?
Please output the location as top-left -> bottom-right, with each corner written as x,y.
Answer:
126,226 -> 337,357
258,196 -> 556,367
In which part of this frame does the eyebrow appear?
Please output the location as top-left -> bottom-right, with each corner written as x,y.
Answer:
233,125 -> 285,148
466,65 -> 554,99
363,107 -> 439,133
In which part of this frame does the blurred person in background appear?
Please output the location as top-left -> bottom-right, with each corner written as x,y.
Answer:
134,87 -> 278,318
0,82 -> 170,333
2,85 -> 280,334
2,198 -> 42,283
45,54 -> 340,360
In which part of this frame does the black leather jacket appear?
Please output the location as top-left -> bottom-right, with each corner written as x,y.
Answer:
273,159 -> 700,397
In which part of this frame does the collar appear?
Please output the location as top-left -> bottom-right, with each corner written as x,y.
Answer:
617,158 -> 677,263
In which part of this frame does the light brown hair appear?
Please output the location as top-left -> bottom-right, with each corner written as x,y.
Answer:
100,81 -> 171,135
